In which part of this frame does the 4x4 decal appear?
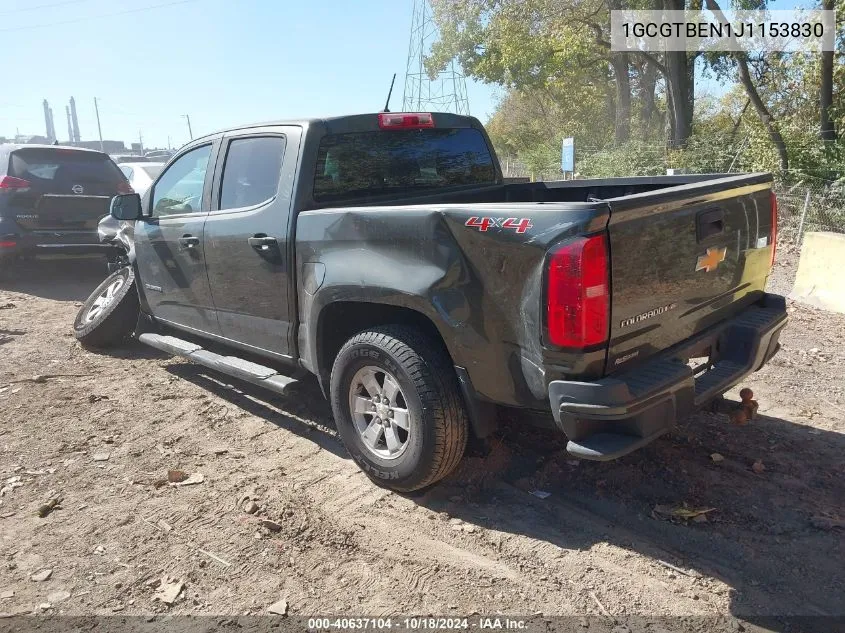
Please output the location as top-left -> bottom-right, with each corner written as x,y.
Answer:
465,216 -> 533,234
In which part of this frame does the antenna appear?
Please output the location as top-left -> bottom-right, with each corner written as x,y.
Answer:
382,73 -> 397,113
403,0 -> 469,115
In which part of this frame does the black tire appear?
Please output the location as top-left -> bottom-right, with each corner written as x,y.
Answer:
73,266 -> 140,349
330,325 -> 468,492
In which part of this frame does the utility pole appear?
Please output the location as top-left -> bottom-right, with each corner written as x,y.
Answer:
182,114 -> 193,140
167,135 -> 171,150
93,97 -> 104,152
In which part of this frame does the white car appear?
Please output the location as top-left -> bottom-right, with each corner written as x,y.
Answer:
118,162 -> 165,196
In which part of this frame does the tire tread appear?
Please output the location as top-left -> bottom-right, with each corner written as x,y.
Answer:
334,325 -> 468,491
73,267 -> 140,349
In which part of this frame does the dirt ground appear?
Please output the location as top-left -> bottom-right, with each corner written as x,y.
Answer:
0,250 -> 843,630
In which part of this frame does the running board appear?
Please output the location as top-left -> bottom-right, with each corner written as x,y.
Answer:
138,333 -> 298,396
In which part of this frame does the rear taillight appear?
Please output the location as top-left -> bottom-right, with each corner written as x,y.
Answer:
117,182 -> 135,194
0,176 -> 31,190
0,240 -> 17,248
546,234 -> 610,349
378,112 -> 435,130
770,190 -> 778,268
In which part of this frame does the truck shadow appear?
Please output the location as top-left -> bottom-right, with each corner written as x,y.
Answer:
0,257 -> 106,302
0,328 -> 27,346
421,405 -> 844,630
150,356 -> 842,629
163,363 -> 347,459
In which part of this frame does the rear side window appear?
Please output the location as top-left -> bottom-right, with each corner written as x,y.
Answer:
219,136 -> 286,210
9,149 -> 125,187
313,128 -> 496,202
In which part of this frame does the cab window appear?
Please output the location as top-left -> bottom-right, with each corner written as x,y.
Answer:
218,136 -> 286,211
151,144 -> 212,216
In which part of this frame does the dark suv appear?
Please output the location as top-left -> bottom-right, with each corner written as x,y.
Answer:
0,144 -> 132,272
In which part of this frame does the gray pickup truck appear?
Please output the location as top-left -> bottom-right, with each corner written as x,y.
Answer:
73,112 -> 787,491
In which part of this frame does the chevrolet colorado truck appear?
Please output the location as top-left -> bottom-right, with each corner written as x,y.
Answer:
72,112 -> 787,491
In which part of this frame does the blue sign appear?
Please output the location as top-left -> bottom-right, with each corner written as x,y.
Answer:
561,137 -> 575,172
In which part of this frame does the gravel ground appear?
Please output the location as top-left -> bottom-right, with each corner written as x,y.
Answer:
0,254 -> 842,631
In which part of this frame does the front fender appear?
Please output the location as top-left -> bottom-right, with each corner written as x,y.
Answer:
96,215 -> 136,263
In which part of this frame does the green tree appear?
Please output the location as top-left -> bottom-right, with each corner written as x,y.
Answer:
702,0 -> 789,170
428,0 -> 637,143
486,84 -> 613,175
447,0 -> 844,180
427,0 -> 696,145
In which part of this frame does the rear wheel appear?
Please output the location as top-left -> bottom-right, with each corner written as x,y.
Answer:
73,266 -> 139,349
330,325 -> 468,492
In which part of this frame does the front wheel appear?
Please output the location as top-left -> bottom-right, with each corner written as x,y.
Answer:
330,325 -> 469,492
73,266 -> 140,349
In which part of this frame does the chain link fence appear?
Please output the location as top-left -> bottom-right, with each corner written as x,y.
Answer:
773,181 -> 845,243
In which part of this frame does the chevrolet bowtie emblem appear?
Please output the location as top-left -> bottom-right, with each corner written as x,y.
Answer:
696,246 -> 727,272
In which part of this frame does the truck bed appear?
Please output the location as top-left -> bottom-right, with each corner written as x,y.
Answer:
306,173 -> 763,208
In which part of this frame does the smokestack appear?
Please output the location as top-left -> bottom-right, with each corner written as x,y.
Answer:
66,106 -> 73,143
69,96 -> 81,142
43,99 -> 55,141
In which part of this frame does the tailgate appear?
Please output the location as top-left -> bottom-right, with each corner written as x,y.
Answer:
27,194 -> 111,230
605,174 -> 775,373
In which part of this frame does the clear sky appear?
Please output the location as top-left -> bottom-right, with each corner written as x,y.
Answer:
0,0 -> 501,149
1,0 -> 810,150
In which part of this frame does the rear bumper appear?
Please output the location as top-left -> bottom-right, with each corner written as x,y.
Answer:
0,230 -> 114,258
548,293 -> 788,461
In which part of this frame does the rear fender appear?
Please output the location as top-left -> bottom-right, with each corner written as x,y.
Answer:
296,204 -> 609,409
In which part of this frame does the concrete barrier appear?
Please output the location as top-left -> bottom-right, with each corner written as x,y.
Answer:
790,231 -> 845,314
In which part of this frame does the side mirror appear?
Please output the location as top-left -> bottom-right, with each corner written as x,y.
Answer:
110,193 -> 143,221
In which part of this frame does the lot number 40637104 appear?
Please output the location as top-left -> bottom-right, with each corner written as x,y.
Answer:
465,216 -> 533,234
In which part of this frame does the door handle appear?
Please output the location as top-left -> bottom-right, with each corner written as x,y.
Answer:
178,234 -> 199,248
248,235 -> 278,252
696,209 -> 724,241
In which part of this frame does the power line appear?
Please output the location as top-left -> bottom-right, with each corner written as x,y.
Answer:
0,0 -> 202,33
0,0 -> 94,17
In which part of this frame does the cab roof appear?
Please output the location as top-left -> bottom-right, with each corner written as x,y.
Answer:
189,112 -> 483,144
0,143 -> 107,155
